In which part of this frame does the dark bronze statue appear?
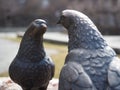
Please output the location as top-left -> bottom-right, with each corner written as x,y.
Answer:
57,9 -> 120,90
9,19 -> 55,90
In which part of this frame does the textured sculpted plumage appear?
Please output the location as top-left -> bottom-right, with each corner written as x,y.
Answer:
58,9 -> 120,90
9,19 -> 55,90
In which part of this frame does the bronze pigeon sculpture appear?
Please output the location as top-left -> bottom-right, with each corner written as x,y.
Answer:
9,19 -> 55,90
57,9 -> 120,90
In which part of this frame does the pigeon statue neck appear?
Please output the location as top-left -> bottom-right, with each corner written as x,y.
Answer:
67,17 -> 108,52
18,33 -> 45,61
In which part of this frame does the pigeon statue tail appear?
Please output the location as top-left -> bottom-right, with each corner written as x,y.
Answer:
58,9 -> 120,90
9,19 -> 55,90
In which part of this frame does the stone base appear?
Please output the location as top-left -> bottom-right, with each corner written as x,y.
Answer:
0,77 -> 58,90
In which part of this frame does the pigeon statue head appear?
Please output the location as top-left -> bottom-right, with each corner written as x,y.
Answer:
17,19 -> 48,61
25,19 -> 47,38
57,9 -> 108,51
57,10 -> 75,29
57,9 -> 97,30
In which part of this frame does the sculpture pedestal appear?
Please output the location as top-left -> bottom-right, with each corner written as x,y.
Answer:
0,77 -> 58,90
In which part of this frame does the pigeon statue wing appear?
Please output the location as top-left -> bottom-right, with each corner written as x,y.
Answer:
108,57 -> 120,90
59,61 -> 96,90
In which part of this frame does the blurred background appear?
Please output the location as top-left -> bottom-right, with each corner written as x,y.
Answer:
0,0 -> 120,34
0,0 -> 120,79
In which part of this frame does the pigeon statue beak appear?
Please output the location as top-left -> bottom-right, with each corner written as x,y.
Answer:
40,23 -> 47,33
31,20 -> 47,36
40,23 -> 47,30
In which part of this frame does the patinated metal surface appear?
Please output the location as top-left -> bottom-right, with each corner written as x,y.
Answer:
9,19 -> 55,90
58,9 -> 120,90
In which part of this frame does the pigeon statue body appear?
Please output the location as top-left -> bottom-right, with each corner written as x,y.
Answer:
58,9 -> 120,90
9,19 -> 55,90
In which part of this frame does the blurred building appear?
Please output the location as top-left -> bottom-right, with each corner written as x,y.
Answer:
0,0 -> 66,26
0,0 -> 120,34
68,0 -> 120,35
